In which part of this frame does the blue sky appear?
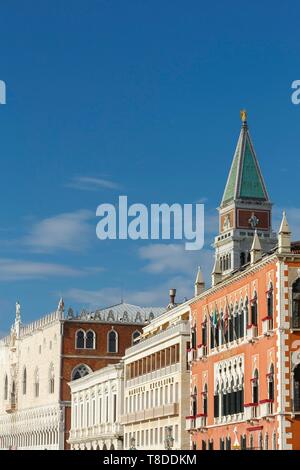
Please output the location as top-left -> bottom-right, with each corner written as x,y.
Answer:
0,1 -> 300,333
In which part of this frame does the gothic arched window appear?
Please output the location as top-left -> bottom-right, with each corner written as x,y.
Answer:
239,300 -> 245,338
107,330 -> 118,353
4,374 -> 8,401
292,278 -> 300,329
267,283 -> 274,321
252,369 -> 259,408
75,330 -> 85,349
229,305 -> 234,342
86,330 -> 96,349
203,384 -> 208,421
34,368 -> 39,398
192,387 -> 197,417
71,364 -> 91,381
259,432 -> 263,450
268,364 -> 274,404
191,324 -> 197,349
265,433 -> 269,450
202,317 -> 207,347
250,292 -> 258,326
132,330 -> 141,345
225,436 -> 231,450
23,368 -> 27,395
272,432 -> 277,450
49,364 -> 55,394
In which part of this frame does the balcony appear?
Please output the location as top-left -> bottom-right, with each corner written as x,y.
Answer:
260,399 -> 274,417
247,324 -> 258,342
120,402 -> 179,425
185,416 -> 196,431
262,317 -> 273,336
5,394 -> 16,414
244,403 -> 259,421
126,320 -> 190,356
195,413 -> 207,430
197,345 -> 207,360
126,362 -> 180,388
69,422 -> 123,441
187,348 -> 196,363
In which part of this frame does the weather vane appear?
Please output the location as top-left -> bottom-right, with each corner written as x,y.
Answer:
240,109 -> 247,123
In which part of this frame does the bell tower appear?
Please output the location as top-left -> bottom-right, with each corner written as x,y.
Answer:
213,111 -> 277,278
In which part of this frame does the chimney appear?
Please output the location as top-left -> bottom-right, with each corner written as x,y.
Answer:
169,288 -> 176,307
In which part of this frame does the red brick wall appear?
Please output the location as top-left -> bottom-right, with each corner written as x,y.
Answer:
61,320 -> 143,448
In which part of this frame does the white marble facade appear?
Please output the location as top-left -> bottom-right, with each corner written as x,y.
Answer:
0,305 -> 64,450
68,362 -> 124,450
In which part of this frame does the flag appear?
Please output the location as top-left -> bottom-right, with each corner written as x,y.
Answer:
212,304 -> 219,328
223,301 -> 229,335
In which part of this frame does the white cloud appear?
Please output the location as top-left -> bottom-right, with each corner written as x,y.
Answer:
0,258 -> 86,281
23,209 -> 93,253
66,176 -> 120,191
138,243 -> 213,277
63,275 -> 195,310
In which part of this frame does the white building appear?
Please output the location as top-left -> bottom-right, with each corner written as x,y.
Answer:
121,290 -> 192,450
0,300 -> 163,450
68,362 -> 124,450
0,303 -> 64,450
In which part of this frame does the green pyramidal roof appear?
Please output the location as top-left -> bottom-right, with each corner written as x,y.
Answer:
221,122 -> 269,206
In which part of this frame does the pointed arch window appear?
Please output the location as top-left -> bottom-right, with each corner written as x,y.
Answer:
268,364 -> 274,402
233,303 -> 239,339
250,292 -> 258,326
192,387 -> 197,417
191,324 -> 197,349
76,330 -> 85,349
49,364 -> 55,394
202,384 -> 208,424
259,432 -> 263,450
292,278 -> 300,329
252,369 -> 259,417
11,380 -> 16,405
132,330 -> 141,345
86,330 -> 96,349
201,317 -> 207,348
210,314 -> 215,349
108,329 -> 118,353
4,374 -> 8,400
22,368 -> 27,395
264,433 -> 269,450
267,283 -> 274,320
214,384 -> 220,419
34,368 -> 39,398
239,300 -> 245,338
249,434 -> 254,450
240,434 -> 247,450
272,432 -> 277,450
229,305 -> 234,342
